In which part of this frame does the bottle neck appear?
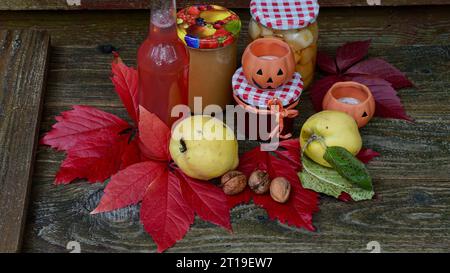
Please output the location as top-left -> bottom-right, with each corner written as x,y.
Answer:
148,0 -> 177,39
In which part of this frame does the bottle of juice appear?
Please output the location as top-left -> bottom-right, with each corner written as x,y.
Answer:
138,0 -> 189,127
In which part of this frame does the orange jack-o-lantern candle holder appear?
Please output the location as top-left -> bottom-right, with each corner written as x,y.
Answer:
322,81 -> 376,128
242,38 -> 295,90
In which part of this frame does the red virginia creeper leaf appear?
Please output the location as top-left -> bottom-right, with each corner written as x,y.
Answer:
317,51 -> 337,74
357,148 -> 380,164
353,76 -> 413,121
309,75 -> 342,112
231,144 -> 319,230
120,137 -> 142,169
41,105 -> 130,152
338,192 -> 353,202
273,139 -> 301,169
141,169 -> 195,253
254,153 -> 319,231
227,187 -> 253,209
177,169 -> 232,231
91,161 -> 166,214
54,132 -> 129,184
112,55 -> 139,123
346,58 -> 413,89
138,106 -> 171,161
336,40 -> 371,72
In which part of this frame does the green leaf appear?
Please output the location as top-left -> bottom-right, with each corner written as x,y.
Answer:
299,156 -> 374,201
224,20 -> 241,36
324,146 -> 373,191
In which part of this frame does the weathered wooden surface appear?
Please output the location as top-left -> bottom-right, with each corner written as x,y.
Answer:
1,0 -> 450,10
0,30 -> 50,253
0,6 -> 449,252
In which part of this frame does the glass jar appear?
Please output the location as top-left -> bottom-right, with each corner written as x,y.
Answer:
177,5 -> 241,113
232,67 -> 303,141
248,0 -> 320,89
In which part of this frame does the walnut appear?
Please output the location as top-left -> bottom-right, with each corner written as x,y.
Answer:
270,177 -> 291,203
248,170 -> 271,194
221,171 -> 247,195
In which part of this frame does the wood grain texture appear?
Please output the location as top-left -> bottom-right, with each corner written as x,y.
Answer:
0,8 -> 448,252
1,0 -> 450,10
0,30 -> 50,253
23,27 -> 450,253
1,6 -> 449,49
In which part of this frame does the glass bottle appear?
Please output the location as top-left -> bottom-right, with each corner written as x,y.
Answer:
138,0 -> 189,126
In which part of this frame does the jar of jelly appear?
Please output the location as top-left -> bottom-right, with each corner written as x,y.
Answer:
177,5 -> 241,113
232,67 -> 304,141
248,0 -> 319,89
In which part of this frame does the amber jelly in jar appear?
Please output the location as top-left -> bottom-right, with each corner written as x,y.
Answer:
177,5 -> 241,113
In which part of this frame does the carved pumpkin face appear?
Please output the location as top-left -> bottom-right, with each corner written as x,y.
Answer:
242,38 -> 295,90
322,82 -> 376,128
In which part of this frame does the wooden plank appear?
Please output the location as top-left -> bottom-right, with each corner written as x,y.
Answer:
23,39 -> 450,252
0,30 -> 50,253
1,0 -> 450,10
0,6 -> 449,48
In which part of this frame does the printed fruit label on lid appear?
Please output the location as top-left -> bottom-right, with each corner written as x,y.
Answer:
177,5 -> 241,49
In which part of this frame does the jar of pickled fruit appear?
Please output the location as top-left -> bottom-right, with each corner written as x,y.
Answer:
177,5 -> 241,113
248,0 -> 319,89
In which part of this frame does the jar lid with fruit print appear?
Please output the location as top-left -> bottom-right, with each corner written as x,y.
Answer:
177,5 -> 241,49
250,0 -> 319,30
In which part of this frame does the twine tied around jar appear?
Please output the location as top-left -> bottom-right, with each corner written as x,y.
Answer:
267,98 -> 299,140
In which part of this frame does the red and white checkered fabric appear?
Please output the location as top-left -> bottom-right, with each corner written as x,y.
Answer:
250,0 -> 319,30
232,68 -> 303,108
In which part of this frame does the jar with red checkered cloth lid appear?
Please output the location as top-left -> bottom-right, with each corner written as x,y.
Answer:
232,67 -> 304,140
248,0 -> 320,89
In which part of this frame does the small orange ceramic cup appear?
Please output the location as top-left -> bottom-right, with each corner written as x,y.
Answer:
322,81 -> 376,128
242,38 -> 295,90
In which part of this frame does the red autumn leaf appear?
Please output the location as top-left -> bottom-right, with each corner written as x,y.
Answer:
91,161 -> 166,214
346,58 -> 413,89
111,54 -> 139,123
357,148 -> 380,164
309,75 -> 342,112
40,105 -> 134,184
141,169 -> 195,253
138,106 -> 171,161
177,169 -> 232,231
317,51 -> 337,74
41,105 -> 130,152
54,132 -> 130,184
273,138 -> 302,169
353,76 -> 413,121
253,154 -> 319,231
230,141 -> 319,230
120,136 -> 142,169
336,40 -> 371,72
338,192 -> 353,202
227,187 -> 253,209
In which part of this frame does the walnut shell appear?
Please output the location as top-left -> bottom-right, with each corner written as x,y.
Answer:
221,171 -> 247,195
248,170 -> 271,194
270,177 -> 291,203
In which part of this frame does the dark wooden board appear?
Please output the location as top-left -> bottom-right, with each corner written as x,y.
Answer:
1,0 -> 450,10
0,30 -> 50,253
1,6 -> 449,49
0,7 -> 444,252
25,44 -> 450,253
0,4 -> 448,252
